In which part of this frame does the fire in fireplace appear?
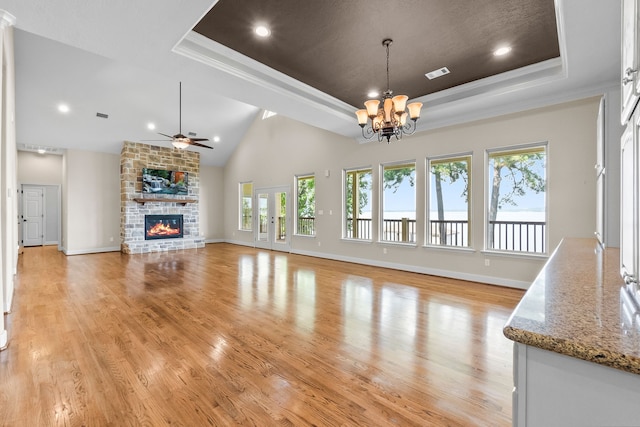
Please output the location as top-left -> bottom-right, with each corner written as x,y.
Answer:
145,215 -> 184,240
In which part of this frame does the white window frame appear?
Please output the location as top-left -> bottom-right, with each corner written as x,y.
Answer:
484,143 -> 548,255
380,160 -> 417,244
426,153 -> 472,249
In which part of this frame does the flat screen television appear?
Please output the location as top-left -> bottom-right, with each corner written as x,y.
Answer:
142,168 -> 188,195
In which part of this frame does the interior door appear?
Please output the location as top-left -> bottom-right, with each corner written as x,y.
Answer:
254,186 -> 290,252
22,185 -> 44,247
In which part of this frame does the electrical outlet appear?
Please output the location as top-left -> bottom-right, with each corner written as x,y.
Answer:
383,248 -> 388,254
485,259 -> 490,267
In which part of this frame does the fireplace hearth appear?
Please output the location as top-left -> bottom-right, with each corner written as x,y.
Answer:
145,214 -> 184,240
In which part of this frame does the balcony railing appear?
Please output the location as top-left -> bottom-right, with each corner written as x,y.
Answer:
428,220 -> 469,247
489,220 -> 546,253
297,217 -> 315,236
346,218 -> 417,243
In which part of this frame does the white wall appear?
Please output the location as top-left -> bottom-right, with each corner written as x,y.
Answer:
199,165 -> 224,242
224,97 -> 602,288
62,149 -> 120,254
17,151 -> 62,184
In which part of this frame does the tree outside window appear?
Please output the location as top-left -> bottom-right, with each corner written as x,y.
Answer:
239,182 -> 252,231
428,155 -> 471,247
344,168 -> 372,240
296,175 -> 315,236
381,162 -> 416,243
487,145 -> 546,253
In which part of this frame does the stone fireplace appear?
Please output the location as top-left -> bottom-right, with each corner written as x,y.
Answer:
120,141 -> 205,254
145,214 -> 183,240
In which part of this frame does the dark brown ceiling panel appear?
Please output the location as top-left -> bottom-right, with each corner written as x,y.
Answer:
194,0 -> 559,108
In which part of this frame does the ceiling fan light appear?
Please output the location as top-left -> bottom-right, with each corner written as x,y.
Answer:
172,139 -> 190,149
407,102 -> 423,120
364,99 -> 380,118
355,109 -> 369,126
392,95 -> 408,112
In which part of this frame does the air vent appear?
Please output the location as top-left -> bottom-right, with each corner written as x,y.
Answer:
188,132 -> 197,137
96,112 -> 109,119
425,67 -> 450,80
17,144 -> 64,155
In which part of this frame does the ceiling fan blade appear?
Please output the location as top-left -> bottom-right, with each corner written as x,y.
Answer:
188,140 -> 214,149
190,137 -> 209,142
158,132 -> 174,139
140,139 -> 172,142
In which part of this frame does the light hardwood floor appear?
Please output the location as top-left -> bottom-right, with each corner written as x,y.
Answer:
0,244 -> 524,426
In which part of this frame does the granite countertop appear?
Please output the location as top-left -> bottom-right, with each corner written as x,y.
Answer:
503,237 -> 640,375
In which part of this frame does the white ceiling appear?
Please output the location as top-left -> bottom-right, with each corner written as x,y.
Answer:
0,0 -> 622,167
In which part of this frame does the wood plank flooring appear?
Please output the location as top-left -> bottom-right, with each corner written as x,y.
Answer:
0,244 -> 524,426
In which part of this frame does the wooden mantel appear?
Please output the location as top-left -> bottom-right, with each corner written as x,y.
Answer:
133,197 -> 196,206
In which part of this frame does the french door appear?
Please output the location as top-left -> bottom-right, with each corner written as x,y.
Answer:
254,186 -> 290,251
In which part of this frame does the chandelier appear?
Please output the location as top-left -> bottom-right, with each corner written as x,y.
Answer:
355,39 -> 423,143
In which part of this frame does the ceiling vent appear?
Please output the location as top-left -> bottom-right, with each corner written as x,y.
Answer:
17,144 -> 64,155
188,132 -> 197,137
96,112 -> 109,119
425,67 -> 450,80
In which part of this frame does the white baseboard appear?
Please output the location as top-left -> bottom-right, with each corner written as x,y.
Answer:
224,238 -> 255,248
0,329 -> 7,350
289,248 -> 530,290
205,238 -> 225,244
63,246 -> 121,256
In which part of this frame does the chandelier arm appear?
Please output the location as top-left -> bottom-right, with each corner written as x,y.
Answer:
401,120 -> 418,136
361,125 -> 375,140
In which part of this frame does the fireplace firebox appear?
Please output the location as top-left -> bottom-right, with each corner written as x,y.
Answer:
145,215 -> 184,240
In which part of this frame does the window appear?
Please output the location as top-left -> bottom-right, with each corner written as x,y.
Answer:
428,155 -> 471,247
487,145 -> 546,253
296,174 -> 315,236
344,168 -> 373,240
239,182 -> 253,231
381,162 -> 416,243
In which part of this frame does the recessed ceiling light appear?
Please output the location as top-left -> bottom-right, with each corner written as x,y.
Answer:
493,46 -> 512,56
254,25 -> 271,38
213,136 -> 221,143
367,90 -> 379,98
147,122 -> 156,130
57,103 -> 70,113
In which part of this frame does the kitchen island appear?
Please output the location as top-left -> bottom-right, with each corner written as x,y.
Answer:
503,238 -> 640,426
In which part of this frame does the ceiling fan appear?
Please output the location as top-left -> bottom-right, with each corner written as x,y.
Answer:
147,82 -> 213,150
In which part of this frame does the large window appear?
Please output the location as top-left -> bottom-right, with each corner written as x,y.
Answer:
381,162 -> 416,243
428,155 -> 471,247
487,144 -> 547,253
239,182 -> 253,231
344,168 -> 372,240
296,174 -> 315,236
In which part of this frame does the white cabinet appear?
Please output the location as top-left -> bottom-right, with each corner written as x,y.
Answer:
512,343 -> 640,426
622,0 -> 640,124
621,112 -> 637,282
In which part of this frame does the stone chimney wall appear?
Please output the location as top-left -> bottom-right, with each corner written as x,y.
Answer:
120,141 -> 205,254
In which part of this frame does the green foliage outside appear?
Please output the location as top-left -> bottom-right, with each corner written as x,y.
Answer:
297,176 -> 315,218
